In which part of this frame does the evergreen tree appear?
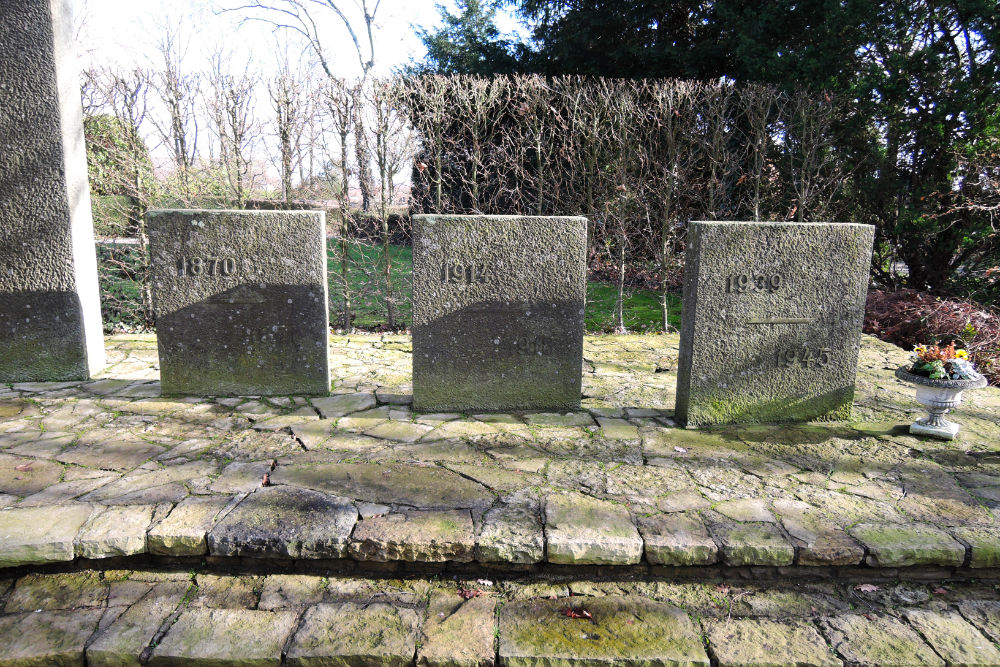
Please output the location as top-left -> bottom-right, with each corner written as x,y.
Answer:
413,0 -> 521,74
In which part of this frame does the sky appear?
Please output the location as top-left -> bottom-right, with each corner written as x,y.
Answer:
73,0 -> 523,78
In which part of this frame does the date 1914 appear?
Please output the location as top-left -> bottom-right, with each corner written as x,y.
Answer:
775,346 -> 831,368
727,274 -> 782,293
441,262 -> 489,284
177,256 -> 236,277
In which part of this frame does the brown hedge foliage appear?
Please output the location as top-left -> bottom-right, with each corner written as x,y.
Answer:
864,289 -> 1000,384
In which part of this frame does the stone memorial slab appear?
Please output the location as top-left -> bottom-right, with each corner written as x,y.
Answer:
412,214 -> 587,412
0,0 -> 105,381
676,221 -> 874,426
148,209 -> 329,395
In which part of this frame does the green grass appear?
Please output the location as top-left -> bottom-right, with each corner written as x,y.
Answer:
97,239 -> 680,333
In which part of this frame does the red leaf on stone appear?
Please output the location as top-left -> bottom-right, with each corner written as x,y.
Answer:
863,613 -> 875,621
562,607 -> 592,620
933,587 -> 948,595
14,463 -> 32,472
458,588 -> 484,600
854,584 -> 879,593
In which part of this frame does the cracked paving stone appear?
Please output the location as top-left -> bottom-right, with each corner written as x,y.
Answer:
276,462 -> 493,510
148,495 -> 233,556
189,574 -> 261,609
74,503 -> 155,559
544,492 -> 643,565
419,590 -> 496,667
364,419 -> 434,443
350,509 -> 475,562
257,575 -> 328,610
500,596 -> 709,667
311,393 -> 377,419
709,521 -> 795,567
773,499 -> 864,566
208,486 -> 357,559
87,580 -> 190,667
477,492 -> 544,564
55,436 -> 165,470
0,608 -> 105,665
148,608 -> 300,666
286,601 -> 420,667
958,601 -> 1000,644
596,417 -> 639,440
638,512 -> 719,566
904,609 -> 1000,666
703,618 -> 841,667
848,523 -> 966,567
714,498 -> 775,523
0,503 -> 96,567
524,412 -> 594,428
820,613 -> 943,666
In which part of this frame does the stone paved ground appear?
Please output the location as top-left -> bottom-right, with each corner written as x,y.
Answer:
1,334 -> 999,574
3,568 -> 1000,665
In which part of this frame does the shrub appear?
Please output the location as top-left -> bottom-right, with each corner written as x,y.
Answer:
865,289 -> 1000,384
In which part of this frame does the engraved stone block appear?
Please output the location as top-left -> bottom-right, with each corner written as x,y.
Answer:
676,221 -> 874,426
412,214 -> 587,412
0,0 -> 105,381
148,210 -> 329,396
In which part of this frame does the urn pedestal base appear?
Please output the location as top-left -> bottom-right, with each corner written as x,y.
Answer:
896,367 -> 987,442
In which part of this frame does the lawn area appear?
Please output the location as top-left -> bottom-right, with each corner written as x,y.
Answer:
327,241 -> 678,333
96,240 -> 679,333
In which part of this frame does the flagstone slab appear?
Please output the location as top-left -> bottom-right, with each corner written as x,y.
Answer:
477,493 -> 544,564
820,613 -> 943,666
500,596 -> 709,667
773,499 -> 864,566
75,503 -> 155,559
0,503 -> 96,567
311,393 -> 376,419
597,417 -> 639,440
951,526 -> 1000,568
257,574 -> 329,610
419,591 -> 496,667
0,453 -> 64,496
55,437 -> 165,470
639,512 -> 719,566
545,492 -> 643,565
350,509 -> 475,562
4,571 -> 107,612
148,495 -> 233,556
848,523 -> 966,567
208,486 -> 357,559
904,609 -> 1000,666
0,609 -> 104,666
709,521 -> 795,566
276,462 -> 493,509
87,580 -> 190,667
286,601 -> 419,666
703,618 -> 841,667
958,601 -> 1000,644
148,608 -> 299,666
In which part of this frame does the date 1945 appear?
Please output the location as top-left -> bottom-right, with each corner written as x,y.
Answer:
177,256 -> 236,277
776,347 -> 831,368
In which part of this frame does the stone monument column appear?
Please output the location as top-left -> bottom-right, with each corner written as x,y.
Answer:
0,0 -> 106,381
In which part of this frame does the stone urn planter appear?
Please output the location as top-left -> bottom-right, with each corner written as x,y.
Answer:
895,367 -> 987,440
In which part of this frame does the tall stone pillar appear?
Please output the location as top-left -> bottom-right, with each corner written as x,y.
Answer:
0,0 -> 106,381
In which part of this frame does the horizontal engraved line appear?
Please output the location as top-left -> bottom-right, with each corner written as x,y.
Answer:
746,317 -> 812,325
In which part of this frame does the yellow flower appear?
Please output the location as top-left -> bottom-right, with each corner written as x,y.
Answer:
956,349 -> 969,359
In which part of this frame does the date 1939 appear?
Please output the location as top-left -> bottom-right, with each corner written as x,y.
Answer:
177,256 -> 236,277
776,347 -> 831,368
727,274 -> 782,293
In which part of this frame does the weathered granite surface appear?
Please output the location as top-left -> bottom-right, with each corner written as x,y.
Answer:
412,214 -> 587,412
148,209 -> 329,395
676,221 -> 875,426
0,0 -> 105,382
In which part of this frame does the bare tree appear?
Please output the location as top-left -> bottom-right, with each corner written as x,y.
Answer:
149,23 -> 201,198
207,50 -> 261,208
268,51 -> 307,203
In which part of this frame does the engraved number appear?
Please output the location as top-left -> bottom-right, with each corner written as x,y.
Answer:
176,256 -> 237,277
776,347 -> 832,368
727,273 -> 783,293
441,262 -> 489,284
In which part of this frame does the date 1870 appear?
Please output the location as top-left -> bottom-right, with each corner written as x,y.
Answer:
177,256 -> 236,277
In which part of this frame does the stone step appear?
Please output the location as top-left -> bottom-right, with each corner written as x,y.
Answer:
3,568 -> 1000,666
1,490 -> 998,575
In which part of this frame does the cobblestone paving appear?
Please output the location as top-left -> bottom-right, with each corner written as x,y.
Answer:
2,568 -> 1000,665
1,334 -> 999,573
